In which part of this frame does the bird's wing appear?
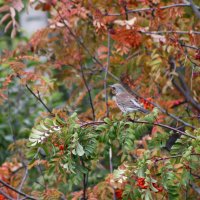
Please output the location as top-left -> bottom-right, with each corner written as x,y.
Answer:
117,93 -> 142,108
130,98 -> 143,108
117,93 -> 148,113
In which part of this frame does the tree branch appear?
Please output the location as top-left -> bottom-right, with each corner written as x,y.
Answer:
140,30 -> 200,35
0,189 -> 14,200
0,179 -> 37,200
17,74 -> 52,115
26,85 -> 53,115
104,3 -> 192,16
80,121 -> 105,127
190,182 -> 200,195
129,119 -> 196,139
80,119 -> 196,139
168,57 -> 200,113
152,154 -> 200,163
80,65 -> 96,121
188,0 -> 200,19
180,43 -> 200,50
17,164 -> 28,200
80,158 -> 88,200
104,29 -> 111,118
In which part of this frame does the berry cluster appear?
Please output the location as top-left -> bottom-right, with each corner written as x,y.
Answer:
140,97 -> 154,110
54,143 -> 65,151
136,177 -> 163,192
136,177 -> 148,189
115,189 -> 123,199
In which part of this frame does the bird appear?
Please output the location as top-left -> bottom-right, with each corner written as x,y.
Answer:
110,83 -> 149,114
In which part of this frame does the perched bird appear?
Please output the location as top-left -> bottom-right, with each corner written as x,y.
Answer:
110,83 -> 149,114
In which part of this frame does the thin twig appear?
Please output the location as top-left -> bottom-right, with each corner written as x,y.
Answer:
80,158 -> 87,200
181,44 -> 200,50
104,3 -> 192,16
17,164 -> 28,200
152,153 -> 200,163
168,57 -> 200,113
105,31 -> 115,198
104,3 -> 198,17
0,189 -> 14,200
17,74 -> 52,115
80,65 -> 95,121
129,119 -> 196,139
80,121 -> 105,127
104,29 -> 111,118
0,179 -> 37,200
25,84 -> 53,115
140,30 -> 200,35
188,0 -> 200,19
191,172 -> 200,179
80,119 -> 196,139
190,183 -> 200,195
38,165 -> 47,190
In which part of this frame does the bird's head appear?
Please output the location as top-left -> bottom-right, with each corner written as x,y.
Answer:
110,83 -> 125,94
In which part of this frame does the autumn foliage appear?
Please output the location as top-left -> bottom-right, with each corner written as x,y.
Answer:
0,0 -> 200,199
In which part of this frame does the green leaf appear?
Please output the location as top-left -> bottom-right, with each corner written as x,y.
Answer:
76,143 -> 85,156
104,117 -> 112,125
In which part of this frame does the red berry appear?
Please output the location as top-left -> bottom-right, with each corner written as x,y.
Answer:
152,183 -> 163,192
115,189 -> 123,199
59,144 -> 64,151
136,177 -> 148,189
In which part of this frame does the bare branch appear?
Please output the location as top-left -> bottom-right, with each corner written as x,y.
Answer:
190,183 -> 200,195
168,57 -> 200,113
129,119 -> 196,139
104,30 -> 115,197
17,165 -> 28,200
80,158 -> 88,200
180,44 -> 200,50
0,179 -> 37,200
80,121 -> 105,127
80,119 -> 196,139
140,30 -> 200,35
152,154 -> 200,163
104,29 -> 111,118
188,0 -> 200,19
0,189 -> 14,200
25,84 -> 53,115
191,172 -> 200,179
80,65 -> 96,121
16,74 -> 53,115
105,3 -> 191,16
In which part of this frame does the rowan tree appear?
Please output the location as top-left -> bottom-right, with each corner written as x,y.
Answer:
0,0 -> 200,199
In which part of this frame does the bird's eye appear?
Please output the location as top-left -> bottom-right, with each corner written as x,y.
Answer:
111,87 -> 116,94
